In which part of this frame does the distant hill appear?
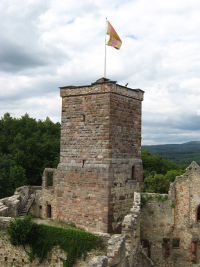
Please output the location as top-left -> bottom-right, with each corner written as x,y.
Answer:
142,141 -> 200,166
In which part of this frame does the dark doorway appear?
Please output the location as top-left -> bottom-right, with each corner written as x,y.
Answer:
47,204 -> 51,218
197,206 -> 200,222
141,239 -> 151,257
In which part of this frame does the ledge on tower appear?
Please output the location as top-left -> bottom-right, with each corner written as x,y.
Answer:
91,77 -> 116,85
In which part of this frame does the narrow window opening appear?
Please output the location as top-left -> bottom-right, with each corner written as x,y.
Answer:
48,172 -> 53,187
197,206 -> 200,222
82,114 -> 85,122
39,205 -> 42,217
172,238 -> 180,248
5,257 -> 8,262
131,166 -> 135,180
82,160 -> 85,167
47,204 -> 52,218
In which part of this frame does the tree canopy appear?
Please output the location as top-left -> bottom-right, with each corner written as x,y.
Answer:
141,149 -> 186,194
0,113 -> 60,198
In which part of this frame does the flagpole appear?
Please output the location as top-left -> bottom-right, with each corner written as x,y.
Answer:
104,18 -> 107,78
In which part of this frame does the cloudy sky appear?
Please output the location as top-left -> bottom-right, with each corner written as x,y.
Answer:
1,0 -> 200,145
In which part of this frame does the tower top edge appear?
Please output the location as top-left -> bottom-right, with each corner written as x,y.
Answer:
59,77 -> 144,93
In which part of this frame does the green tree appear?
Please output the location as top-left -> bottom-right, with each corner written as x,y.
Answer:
142,149 -> 181,179
164,169 -> 185,183
143,173 -> 170,194
0,113 -> 61,197
9,165 -> 27,195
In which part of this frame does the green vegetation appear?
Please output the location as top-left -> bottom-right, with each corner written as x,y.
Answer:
155,195 -> 168,201
142,149 -> 186,194
171,200 -> 175,208
142,141 -> 200,166
0,113 -> 60,198
141,195 -> 153,206
7,215 -> 97,267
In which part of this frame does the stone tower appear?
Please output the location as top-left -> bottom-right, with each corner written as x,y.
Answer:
55,78 -> 144,233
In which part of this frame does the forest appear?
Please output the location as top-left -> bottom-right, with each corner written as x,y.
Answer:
0,113 -> 60,198
0,113 -> 186,198
142,141 -> 200,166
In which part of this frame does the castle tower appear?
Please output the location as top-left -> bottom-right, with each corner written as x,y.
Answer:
55,78 -> 144,233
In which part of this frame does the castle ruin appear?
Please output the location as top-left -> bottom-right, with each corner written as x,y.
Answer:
1,78 -> 200,266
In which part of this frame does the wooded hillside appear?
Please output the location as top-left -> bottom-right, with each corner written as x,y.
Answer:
142,141 -> 200,166
0,113 -> 60,198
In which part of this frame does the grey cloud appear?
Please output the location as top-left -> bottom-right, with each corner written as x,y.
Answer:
0,42 -> 49,72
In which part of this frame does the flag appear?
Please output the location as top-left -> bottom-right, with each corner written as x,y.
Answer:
107,21 -> 122,50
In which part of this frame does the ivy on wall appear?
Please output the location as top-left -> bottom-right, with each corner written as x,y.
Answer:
7,215 -> 97,267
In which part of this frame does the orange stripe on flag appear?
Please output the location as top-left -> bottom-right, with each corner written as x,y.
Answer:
107,21 -> 122,50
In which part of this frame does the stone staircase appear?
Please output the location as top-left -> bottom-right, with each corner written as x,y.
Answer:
18,188 -> 35,217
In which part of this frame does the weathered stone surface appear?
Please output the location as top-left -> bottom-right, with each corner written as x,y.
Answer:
37,78 -> 144,233
88,256 -> 108,267
139,161 -> 200,266
0,232 -> 66,267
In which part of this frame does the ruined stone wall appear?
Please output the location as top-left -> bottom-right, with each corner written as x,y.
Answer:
0,232 -> 67,267
167,161 -> 200,265
140,193 -> 174,266
0,195 -> 20,217
139,162 -> 200,267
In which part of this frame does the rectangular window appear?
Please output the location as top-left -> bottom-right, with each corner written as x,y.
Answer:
131,166 -> 135,180
172,238 -> 180,248
48,172 -> 53,186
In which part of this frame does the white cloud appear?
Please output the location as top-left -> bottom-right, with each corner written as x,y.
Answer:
0,0 -> 200,144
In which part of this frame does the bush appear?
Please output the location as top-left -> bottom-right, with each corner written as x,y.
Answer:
7,215 -> 97,267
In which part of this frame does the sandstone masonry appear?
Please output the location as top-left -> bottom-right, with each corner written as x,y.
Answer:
38,78 -> 144,233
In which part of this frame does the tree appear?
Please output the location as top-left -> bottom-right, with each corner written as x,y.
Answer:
143,173 -> 170,194
0,113 -> 61,197
9,165 -> 27,195
164,169 -> 185,183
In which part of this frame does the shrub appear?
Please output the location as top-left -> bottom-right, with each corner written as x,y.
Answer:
7,215 -> 97,267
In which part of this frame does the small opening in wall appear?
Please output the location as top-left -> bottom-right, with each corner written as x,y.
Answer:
82,160 -> 85,167
141,239 -> 150,257
39,205 -> 42,209
47,204 -> 52,218
172,238 -> 180,248
48,172 -> 53,187
22,259 -> 24,263
82,114 -> 85,122
131,166 -> 135,180
197,206 -> 200,222
5,257 -> 7,262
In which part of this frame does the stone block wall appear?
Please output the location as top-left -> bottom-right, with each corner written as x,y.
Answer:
139,162 -> 200,266
0,232 -> 66,267
140,193 -> 174,266
53,78 -> 144,233
0,195 -> 20,217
